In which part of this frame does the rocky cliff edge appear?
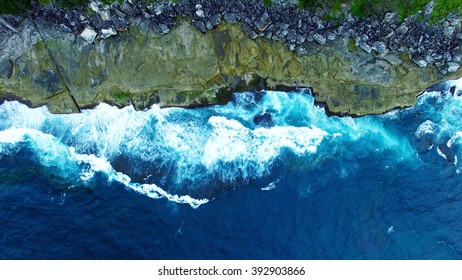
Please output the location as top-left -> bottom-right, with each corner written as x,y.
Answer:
0,0 -> 461,116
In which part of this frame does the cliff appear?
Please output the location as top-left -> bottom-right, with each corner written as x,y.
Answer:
0,0 -> 461,116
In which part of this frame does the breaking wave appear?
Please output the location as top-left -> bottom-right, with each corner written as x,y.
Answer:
2,82 -> 462,208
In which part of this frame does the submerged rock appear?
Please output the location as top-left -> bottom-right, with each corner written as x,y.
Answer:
253,112 -> 273,127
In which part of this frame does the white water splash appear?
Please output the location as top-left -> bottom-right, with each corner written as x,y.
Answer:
261,178 -> 280,191
0,127 -> 208,208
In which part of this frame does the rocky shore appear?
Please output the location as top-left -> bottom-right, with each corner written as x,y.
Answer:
0,0 -> 461,115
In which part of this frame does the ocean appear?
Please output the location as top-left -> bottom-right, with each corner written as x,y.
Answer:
1,79 -> 462,259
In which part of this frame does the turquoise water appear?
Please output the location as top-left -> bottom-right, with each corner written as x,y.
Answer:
1,80 -> 462,259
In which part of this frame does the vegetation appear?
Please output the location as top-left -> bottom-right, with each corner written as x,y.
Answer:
263,0 -> 273,7
0,0 -> 127,13
39,0 -> 53,5
54,0 -> 90,8
0,0 -> 32,14
299,0 -> 462,21
347,37 -> 357,52
114,90 -> 131,101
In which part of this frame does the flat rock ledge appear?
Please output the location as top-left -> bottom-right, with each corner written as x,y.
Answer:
0,0 -> 462,116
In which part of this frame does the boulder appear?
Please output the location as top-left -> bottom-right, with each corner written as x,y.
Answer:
447,62 -> 460,73
193,20 -> 206,33
255,13 -> 271,31
383,12 -> 397,23
413,55 -> 428,67
395,24 -> 409,36
422,1 -> 434,20
243,23 -> 258,39
443,26 -> 455,38
313,33 -> 326,45
80,27 -> 97,43
101,27 -> 117,39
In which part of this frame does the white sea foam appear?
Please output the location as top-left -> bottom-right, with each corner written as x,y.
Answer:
0,101 -> 47,130
0,90 -> 417,195
261,178 -> 280,191
0,127 -> 208,208
415,120 -> 436,138
69,145 -> 209,208
387,226 -> 394,234
202,116 -> 327,180
447,131 -> 462,148
450,77 -> 462,90
436,146 -> 448,160
0,127 -> 30,144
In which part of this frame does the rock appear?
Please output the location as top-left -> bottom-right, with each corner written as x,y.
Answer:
209,14 -> 221,27
138,18 -> 149,33
243,23 -> 258,39
223,13 -> 238,23
384,29 -> 395,40
89,1 -> 100,14
412,55 -> 427,67
46,94 -> 80,114
327,32 -> 336,41
313,33 -> 326,45
287,30 -> 297,43
59,23 -> 73,33
453,52 -> 462,62
159,23 -> 169,34
34,69 -> 62,93
195,4 -> 205,18
447,62 -> 460,73
253,112 -> 273,127
80,27 -> 97,44
395,24 -> 409,36
443,26 -> 455,38
373,41 -> 387,54
2,4 -> 462,117
100,10 -> 111,21
359,42 -> 372,53
425,55 -> 434,63
193,20 -> 206,33
152,4 -> 163,15
112,18 -> 128,31
255,13 -> 271,31
120,2 -> 137,16
383,12 -> 397,23
383,54 -> 403,66
0,16 -> 18,33
279,23 -> 289,30
422,1 -> 434,20
0,59 -> 12,78
100,27 -> 117,39
447,13 -> 461,28
296,34 -> 306,44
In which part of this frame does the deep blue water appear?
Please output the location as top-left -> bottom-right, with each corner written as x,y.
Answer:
1,80 -> 462,259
